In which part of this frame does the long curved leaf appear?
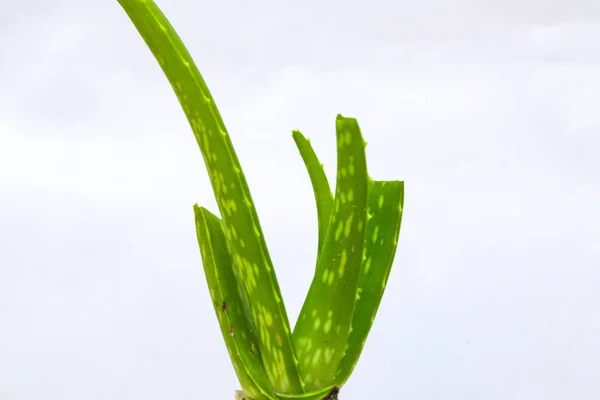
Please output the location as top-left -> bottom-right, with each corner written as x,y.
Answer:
117,0 -> 303,393
292,115 -> 369,389
194,205 -> 276,400
335,180 -> 404,384
292,130 -> 334,258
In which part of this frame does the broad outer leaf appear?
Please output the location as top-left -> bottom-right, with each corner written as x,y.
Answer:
335,180 -> 404,385
292,115 -> 369,389
117,0 -> 303,393
292,130 -> 334,258
194,206 -> 276,400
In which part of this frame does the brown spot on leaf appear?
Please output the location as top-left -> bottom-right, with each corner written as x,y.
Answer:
228,323 -> 234,337
221,301 -> 228,313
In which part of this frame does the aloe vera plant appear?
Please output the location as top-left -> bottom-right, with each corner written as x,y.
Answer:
117,1 -> 404,398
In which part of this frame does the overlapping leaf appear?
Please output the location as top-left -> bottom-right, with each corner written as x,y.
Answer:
292,125 -> 405,391
335,180 -> 404,384
117,0 -> 303,394
194,206 -> 276,400
292,115 -> 369,389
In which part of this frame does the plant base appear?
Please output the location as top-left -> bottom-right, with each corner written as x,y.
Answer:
235,386 -> 340,400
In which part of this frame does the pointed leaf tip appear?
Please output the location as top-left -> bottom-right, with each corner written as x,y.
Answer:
292,130 -> 334,258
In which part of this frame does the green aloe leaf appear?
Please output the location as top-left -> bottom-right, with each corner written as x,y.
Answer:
292,115 -> 369,389
117,0 -> 303,394
292,129 -> 405,389
291,130 -> 334,258
194,205 -> 276,400
335,180 -> 404,384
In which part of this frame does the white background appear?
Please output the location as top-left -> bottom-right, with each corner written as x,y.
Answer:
1,0 -> 599,398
